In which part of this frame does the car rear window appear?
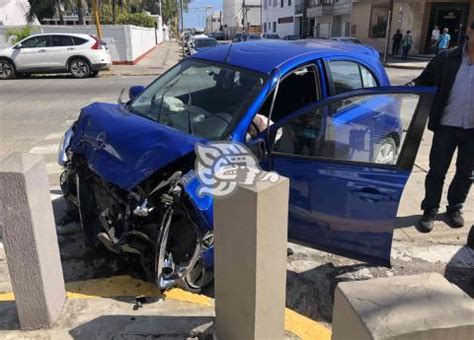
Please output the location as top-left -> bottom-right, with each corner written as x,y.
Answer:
72,37 -> 88,45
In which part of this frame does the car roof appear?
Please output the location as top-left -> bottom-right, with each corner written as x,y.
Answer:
28,33 -> 93,39
191,39 -> 380,75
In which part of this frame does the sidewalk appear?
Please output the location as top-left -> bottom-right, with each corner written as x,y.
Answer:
0,275 -> 330,339
384,55 -> 430,70
103,41 -> 183,77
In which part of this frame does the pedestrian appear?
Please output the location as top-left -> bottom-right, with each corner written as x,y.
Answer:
438,28 -> 451,52
415,20 -> 474,233
401,30 -> 413,60
392,29 -> 403,55
431,25 -> 440,54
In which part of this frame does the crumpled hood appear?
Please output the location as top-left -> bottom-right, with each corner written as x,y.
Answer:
70,102 -> 205,190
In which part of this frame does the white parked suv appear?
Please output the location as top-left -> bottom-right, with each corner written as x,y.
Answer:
0,33 -> 112,79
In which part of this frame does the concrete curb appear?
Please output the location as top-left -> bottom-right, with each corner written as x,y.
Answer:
0,275 -> 331,340
384,63 -> 427,70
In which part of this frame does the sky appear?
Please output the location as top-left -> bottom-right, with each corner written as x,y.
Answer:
183,0 -> 223,29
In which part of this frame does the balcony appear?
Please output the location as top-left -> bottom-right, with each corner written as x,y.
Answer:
308,0 -> 335,16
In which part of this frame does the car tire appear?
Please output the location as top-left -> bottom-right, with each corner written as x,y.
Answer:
69,58 -> 91,79
0,60 -> 16,79
179,257 -> 214,293
89,70 -> 99,78
374,137 -> 398,165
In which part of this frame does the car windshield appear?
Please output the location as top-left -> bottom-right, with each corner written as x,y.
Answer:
129,59 -> 267,140
195,39 -> 217,48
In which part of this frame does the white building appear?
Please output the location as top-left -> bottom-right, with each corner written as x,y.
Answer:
262,0 -> 300,38
223,0 -> 261,37
206,10 -> 222,33
0,0 -> 40,26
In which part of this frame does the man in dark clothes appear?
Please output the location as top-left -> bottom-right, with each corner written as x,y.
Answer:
392,29 -> 403,55
415,21 -> 474,233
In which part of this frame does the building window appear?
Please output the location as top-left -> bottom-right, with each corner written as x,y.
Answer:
288,0 -> 291,5
369,5 -> 389,38
273,0 -> 277,7
281,0 -> 284,7
273,22 -> 277,33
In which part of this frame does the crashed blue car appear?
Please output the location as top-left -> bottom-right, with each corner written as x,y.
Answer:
58,40 -> 435,291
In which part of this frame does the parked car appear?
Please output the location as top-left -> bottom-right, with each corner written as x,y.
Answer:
0,33 -> 111,79
242,34 -> 262,41
262,33 -> 280,39
210,32 -> 225,40
186,34 -> 208,52
188,37 -> 219,55
331,37 -> 362,44
283,35 -> 300,40
58,40 -> 435,291
231,33 -> 244,42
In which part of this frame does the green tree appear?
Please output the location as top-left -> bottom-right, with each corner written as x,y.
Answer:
4,26 -> 40,44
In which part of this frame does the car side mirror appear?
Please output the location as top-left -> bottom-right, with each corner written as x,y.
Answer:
129,86 -> 145,101
14,43 -> 22,49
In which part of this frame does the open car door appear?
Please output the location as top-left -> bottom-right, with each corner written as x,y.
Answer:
266,86 -> 436,265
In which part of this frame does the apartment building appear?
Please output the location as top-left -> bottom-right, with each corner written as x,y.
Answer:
262,0 -> 301,38
305,0 -> 352,38
351,0 -> 474,54
223,0 -> 262,37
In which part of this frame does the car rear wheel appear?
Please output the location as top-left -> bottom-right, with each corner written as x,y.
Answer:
0,60 -> 15,79
69,59 -> 91,78
374,137 -> 397,165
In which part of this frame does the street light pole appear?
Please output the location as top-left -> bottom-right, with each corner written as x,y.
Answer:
180,0 -> 185,59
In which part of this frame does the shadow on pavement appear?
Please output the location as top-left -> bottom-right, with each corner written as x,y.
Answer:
444,245 -> 474,297
69,315 -> 214,339
0,301 -> 19,330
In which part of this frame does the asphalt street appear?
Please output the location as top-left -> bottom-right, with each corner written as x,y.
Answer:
0,75 -> 156,185
0,57 -> 472,325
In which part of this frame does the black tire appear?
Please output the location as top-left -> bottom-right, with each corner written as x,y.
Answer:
467,225 -> 474,249
69,58 -> 91,79
179,257 -> 214,293
90,70 -> 99,78
373,137 -> 398,165
0,60 -> 15,79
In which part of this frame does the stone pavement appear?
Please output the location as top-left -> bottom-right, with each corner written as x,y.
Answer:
102,41 -> 183,77
384,55 -> 430,70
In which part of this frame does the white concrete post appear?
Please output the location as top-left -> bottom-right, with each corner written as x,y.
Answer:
214,175 -> 289,340
0,153 -> 66,329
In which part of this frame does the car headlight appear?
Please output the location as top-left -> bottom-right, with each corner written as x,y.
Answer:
57,123 -> 76,166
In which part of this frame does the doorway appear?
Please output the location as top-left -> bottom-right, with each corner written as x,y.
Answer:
425,2 -> 470,52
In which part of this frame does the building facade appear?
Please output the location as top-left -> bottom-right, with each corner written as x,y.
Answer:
206,10 -> 223,33
223,0 -> 262,37
306,0 -> 352,38
262,0 -> 301,38
351,0 -> 474,54
0,0 -> 40,26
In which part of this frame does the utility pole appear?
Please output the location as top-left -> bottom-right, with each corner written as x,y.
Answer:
92,0 -> 103,39
112,0 -> 116,24
180,0 -> 185,59
383,0 -> 395,64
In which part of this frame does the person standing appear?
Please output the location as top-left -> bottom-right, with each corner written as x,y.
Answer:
401,31 -> 413,60
438,28 -> 451,52
415,21 -> 474,233
431,25 -> 440,53
392,29 -> 403,55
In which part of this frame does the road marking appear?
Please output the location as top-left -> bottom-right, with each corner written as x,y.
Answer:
44,132 -> 65,141
0,275 -> 331,340
30,144 -> 59,155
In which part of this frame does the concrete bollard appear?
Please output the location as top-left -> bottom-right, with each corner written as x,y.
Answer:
332,273 -> 474,340
0,153 -> 66,329
214,175 -> 289,340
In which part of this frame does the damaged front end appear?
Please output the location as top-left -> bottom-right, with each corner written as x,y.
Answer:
59,117 -> 214,291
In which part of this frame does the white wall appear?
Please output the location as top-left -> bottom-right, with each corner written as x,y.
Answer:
262,0 -> 296,37
0,24 -> 168,63
0,0 -> 40,26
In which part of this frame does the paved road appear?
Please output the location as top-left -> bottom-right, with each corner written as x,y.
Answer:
0,52 -> 472,326
0,75 -> 156,185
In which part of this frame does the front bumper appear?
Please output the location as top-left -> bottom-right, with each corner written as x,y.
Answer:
58,124 -> 75,166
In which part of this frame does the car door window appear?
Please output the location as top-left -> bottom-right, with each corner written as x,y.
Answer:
72,37 -> 88,45
51,35 -> 74,47
21,36 -> 51,48
328,61 -> 378,94
273,92 -> 421,165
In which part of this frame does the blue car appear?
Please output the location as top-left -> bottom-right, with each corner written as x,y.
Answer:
58,40 -> 435,291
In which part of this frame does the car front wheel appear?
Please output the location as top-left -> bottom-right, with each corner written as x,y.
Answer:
0,60 -> 15,79
374,137 -> 397,165
69,59 -> 90,78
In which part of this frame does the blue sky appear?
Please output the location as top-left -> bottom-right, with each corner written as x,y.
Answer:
184,0 -> 223,29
